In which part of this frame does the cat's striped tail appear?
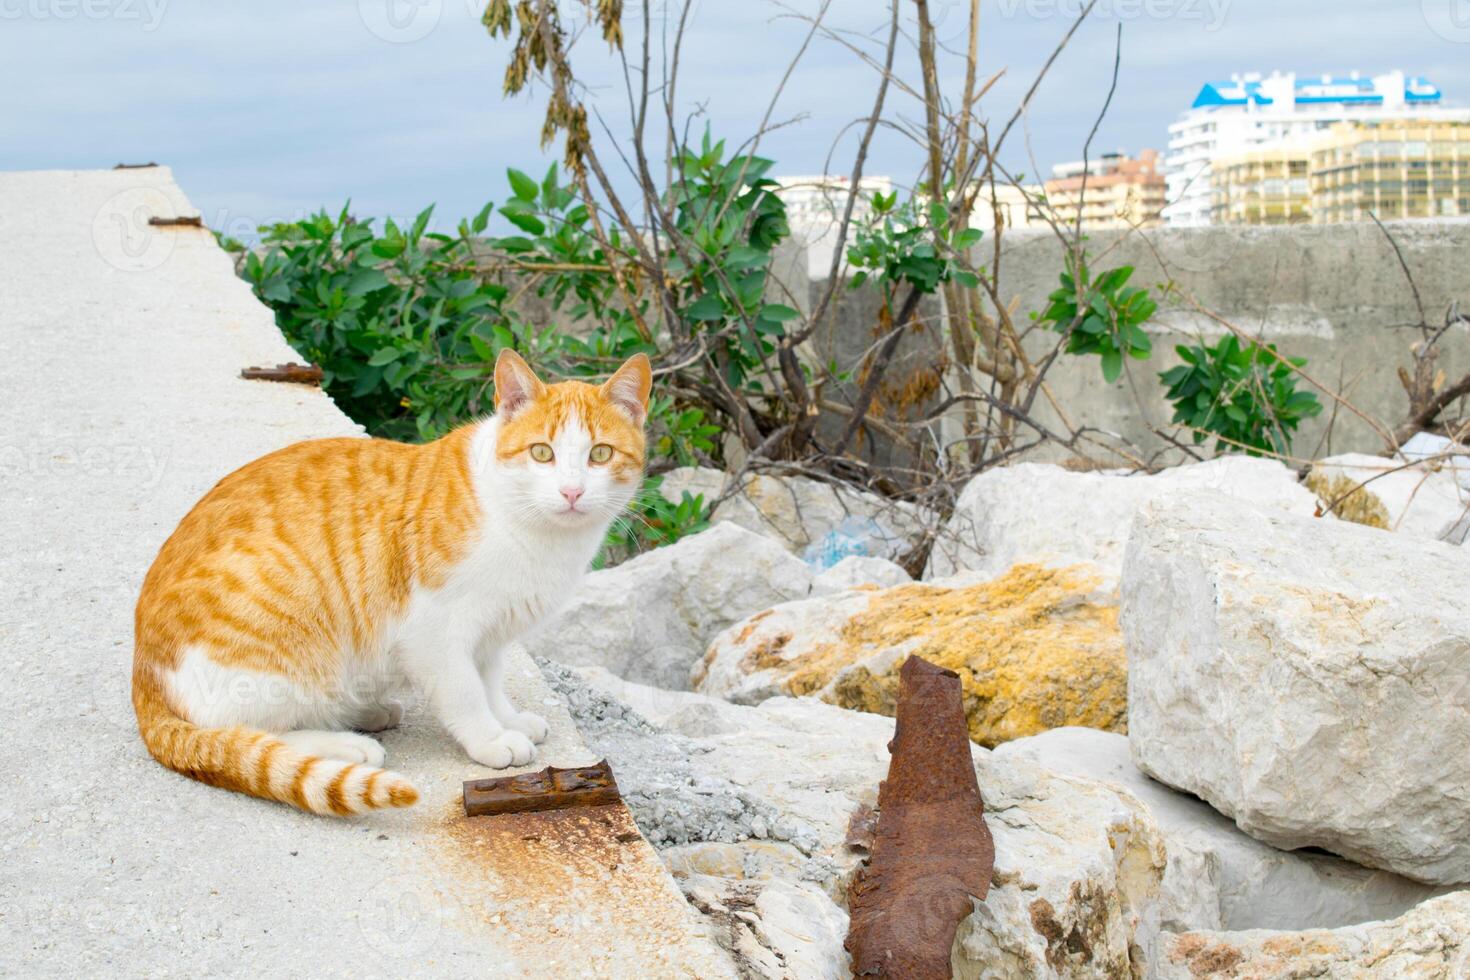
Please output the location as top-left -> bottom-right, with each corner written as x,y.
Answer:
131,663 -> 419,816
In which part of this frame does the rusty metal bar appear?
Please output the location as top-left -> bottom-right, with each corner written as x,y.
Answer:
240,363 -> 325,385
845,656 -> 995,978
463,760 -> 622,817
147,215 -> 203,228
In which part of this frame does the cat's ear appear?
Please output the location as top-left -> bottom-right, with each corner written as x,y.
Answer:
494,348 -> 547,419
600,353 -> 652,425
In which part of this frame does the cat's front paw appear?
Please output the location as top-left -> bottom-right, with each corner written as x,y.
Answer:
506,711 -> 549,745
466,730 -> 536,769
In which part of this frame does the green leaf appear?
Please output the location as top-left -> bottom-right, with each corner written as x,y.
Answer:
498,235 -> 535,253
469,334 -> 496,362
953,228 -> 983,250
758,303 -> 799,323
370,237 -> 405,259
1101,349 -> 1123,383
503,210 -> 546,235
409,206 -> 434,243
367,347 -> 403,366
686,294 -> 725,321
507,168 -> 538,202
726,245 -> 768,270
929,201 -> 947,230
345,269 -> 390,297
471,201 -> 494,235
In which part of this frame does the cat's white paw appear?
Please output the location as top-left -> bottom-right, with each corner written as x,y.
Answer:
466,730 -> 536,769
506,711 -> 549,745
280,730 -> 386,767
352,700 -> 405,733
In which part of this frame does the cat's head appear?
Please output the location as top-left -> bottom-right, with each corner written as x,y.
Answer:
488,349 -> 651,530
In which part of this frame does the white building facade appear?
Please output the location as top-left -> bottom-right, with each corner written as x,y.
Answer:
1162,70 -> 1460,226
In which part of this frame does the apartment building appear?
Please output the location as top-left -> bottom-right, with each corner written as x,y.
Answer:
1163,70 -> 1462,226
1208,118 -> 1470,224
1311,119 -> 1470,223
1210,145 -> 1312,225
1043,150 -> 1165,229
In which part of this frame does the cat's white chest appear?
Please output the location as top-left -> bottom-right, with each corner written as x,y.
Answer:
398,522 -> 594,655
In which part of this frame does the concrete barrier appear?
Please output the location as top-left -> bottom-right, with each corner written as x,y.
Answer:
799,223 -> 1470,461
993,223 -> 1470,458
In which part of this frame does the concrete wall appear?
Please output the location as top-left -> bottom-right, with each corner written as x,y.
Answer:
805,222 -> 1470,462
996,222 -> 1470,459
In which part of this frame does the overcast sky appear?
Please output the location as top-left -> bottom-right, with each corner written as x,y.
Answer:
3,1 -> 1467,237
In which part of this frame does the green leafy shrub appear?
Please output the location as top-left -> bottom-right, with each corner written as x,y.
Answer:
1036,262 -> 1156,383
241,202 -> 511,442
597,478 -> 711,568
846,191 -> 980,304
1159,334 -> 1323,455
665,130 -> 796,390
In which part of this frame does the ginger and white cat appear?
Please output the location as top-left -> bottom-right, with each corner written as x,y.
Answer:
132,349 -> 650,815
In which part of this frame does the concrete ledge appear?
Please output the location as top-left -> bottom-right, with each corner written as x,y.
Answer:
0,167 -> 732,977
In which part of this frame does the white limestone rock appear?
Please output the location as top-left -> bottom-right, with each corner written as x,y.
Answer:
1152,892 -> 1470,980
954,756 -> 1171,979
523,522 -> 813,688
692,564 -> 1129,749
1398,431 -> 1470,491
659,466 -> 930,562
656,465 -> 729,505
1124,490 -> 1470,885
995,728 -> 1449,933
568,672 -> 1179,978
811,555 -> 912,593
679,876 -> 851,980
692,587 -> 875,702
926,456 -> 1320,582
1309,452 -> 1469,544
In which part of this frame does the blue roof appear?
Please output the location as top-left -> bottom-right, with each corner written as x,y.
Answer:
1192,80 -> 1272,108
1190,73 -> 1442,110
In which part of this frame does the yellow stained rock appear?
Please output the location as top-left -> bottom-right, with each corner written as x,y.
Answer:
1304,469 -> 1391,529
780,564 -> 1127,748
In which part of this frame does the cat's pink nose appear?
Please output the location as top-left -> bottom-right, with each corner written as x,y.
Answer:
560,486 -> 584,507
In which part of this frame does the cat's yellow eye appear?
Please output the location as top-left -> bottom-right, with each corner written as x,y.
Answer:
589,444 -> 613,464
529,443 -> 554,463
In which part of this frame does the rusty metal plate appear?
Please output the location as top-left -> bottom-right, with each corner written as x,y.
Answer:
463,760 -> 622,818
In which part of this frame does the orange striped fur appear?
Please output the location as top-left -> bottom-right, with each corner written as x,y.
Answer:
133,351 -> 650,815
